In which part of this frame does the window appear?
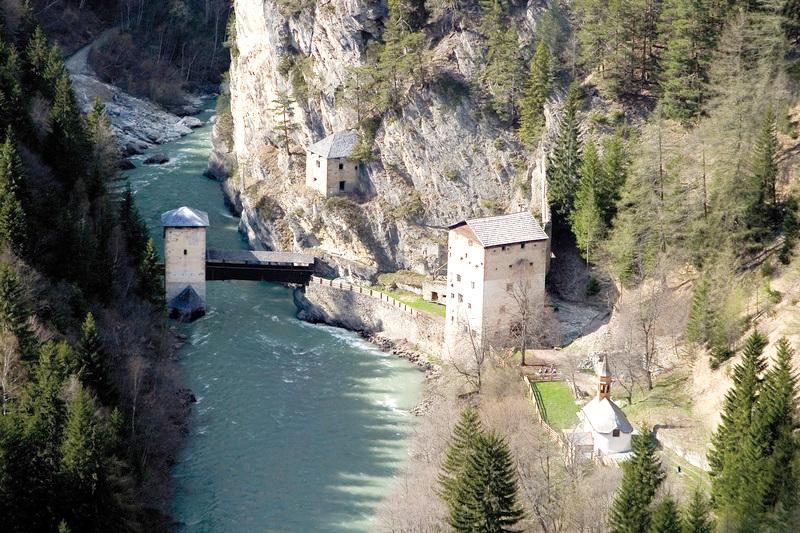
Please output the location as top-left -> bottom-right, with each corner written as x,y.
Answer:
467,303 -> 472,309
339,163 -> 344,170
501,245 -> 506,251
458,294 -> 463,303
339,181 -> 345,191
471,281 -> 475,289
612,429 -> 620,437
354,165 -> 358,170
183,249 -> 187,255
451,293 -> 454,299
316,160 -> 320,168
456,274 -> 461,282
521,243 -> 526,249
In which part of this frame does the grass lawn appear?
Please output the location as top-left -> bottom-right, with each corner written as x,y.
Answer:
367,287 -> 447,317
535,381 -> 580,430
617,370 -> 692,420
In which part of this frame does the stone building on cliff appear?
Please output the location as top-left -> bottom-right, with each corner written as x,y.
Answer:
305,129 -> 359,197
444,211 -> 550,354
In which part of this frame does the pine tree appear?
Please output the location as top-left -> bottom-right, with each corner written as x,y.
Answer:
608,425 -> 665,533
659,0 -> 711,124
46,71 -> 88,181
599,130 -> 628,225
548,82 -> 582,215
446,431 -> 524,533
708,330 -> 767,515
745,106 -> 780,240
518,40 -> 552,148
483,4 -> 524,122
84,98 -> 120,200
570,138 -> 604,264
651,497 -> 682,533
0,262 -> 34,362
137,238 -> 164,306
270,90 -> 299,156
439,405 -> 483,503
686,279 -> 715,346
77,313 -> 114,403
682,488 -> 714,533
120,181 -> 149,263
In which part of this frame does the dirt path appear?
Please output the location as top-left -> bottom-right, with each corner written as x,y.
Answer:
65,27 -> 119,77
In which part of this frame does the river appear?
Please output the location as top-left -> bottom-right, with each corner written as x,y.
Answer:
125,104 -> 423,532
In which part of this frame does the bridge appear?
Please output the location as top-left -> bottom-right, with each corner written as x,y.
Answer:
205,250 -> 314,284
161,206 -> 316,321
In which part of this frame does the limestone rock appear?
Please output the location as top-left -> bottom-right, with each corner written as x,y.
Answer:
144,153 -> 169,165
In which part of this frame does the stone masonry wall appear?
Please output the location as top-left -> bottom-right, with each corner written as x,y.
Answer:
294,279 -> 444,357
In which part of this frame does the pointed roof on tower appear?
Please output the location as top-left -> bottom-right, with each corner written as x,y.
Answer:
598,356 -> 612,377
161,206 -> 209,227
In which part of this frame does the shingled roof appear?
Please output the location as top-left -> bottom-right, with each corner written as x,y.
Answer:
580,397 -> 634,434
449,211 -> 548,248
307,129 -> 358,159
161,206 -> 209,227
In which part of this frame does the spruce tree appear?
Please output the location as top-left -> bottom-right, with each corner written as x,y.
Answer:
686,279 -> 715,346
84,98 -> 119,200
46,71 -> 88,181
518,40 -> 552,148
439,405 -> 483,503
0,262 -> 34,362
120,181 -> 149,263
483,5 -> 524,122
78,313 -> 114,403
682,488 -> 714,533
651,497 -> 681,533
608,425 -> 665,533
548,82 -> 582,215
599,130 -> 628,225
745,106 -> 780,239
446,431 -> 523,533
269,90 -> 299,156
708,330 -> 767,514
137,238 -> 164,306
570,138 -> 604,264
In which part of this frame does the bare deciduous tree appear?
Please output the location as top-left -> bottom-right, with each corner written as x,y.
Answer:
0,331 -> 25,414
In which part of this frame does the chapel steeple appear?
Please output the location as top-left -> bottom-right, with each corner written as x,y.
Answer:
597,356 -> 612,401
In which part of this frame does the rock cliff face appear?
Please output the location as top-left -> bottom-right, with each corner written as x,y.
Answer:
216,0 -> 557,281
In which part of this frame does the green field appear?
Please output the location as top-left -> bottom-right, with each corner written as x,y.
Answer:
368,287 -> 447,317
535,381 -> 580,430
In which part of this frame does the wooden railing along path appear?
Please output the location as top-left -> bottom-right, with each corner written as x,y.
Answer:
311,276 -> 424,318
523,375 -> 565,446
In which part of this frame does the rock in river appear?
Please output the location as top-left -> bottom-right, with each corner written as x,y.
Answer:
144,153 -> 169,165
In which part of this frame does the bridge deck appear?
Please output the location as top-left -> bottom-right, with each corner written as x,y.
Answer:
204,249 -> 314,284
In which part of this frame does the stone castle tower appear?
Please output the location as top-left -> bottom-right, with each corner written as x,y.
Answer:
161,206 -> 209,321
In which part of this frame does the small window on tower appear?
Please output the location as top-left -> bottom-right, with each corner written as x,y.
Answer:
521,243 -> 526,249
457,274 -> 461,282
458,294 -> 463,303
612,429 -> 620,437
339,181 -> 345,191
471,281 -> 475,289
316,160 -> 320,168
183,249 -> 187,255
339,163 -> 344,170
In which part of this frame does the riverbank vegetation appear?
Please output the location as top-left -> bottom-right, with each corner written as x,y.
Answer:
0,10 -> 180,532
17,0 -> 231,107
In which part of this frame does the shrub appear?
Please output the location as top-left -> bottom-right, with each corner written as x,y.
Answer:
584,276 -> 600,296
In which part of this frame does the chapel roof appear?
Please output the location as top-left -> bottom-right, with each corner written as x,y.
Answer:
449,211 -> 548,248
580,397 -> 633,435
307,129 -> 358,159
598,357 -> 612,377
161,206 -> 209,227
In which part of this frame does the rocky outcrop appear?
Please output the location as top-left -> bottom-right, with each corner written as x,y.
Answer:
218,0 -> 557,278
66,29 -> 204,155
144,153 -> 169,164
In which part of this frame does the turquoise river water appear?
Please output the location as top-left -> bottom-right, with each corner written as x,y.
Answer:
125,104 -> 423,532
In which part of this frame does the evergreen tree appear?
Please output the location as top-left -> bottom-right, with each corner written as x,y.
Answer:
548,82 -> 582,215
482,4 -> 524,122
60,383 -> 106,528
46,71 -> 88,181
608,426 -> 665,533
708,330 -> 767,515
570,138 -> 605,264
84,98 -> 119,201
22,25 -> 49,95
77,313 -> 114,403
686,279 -> 715,346
651,497 -> 681,533
270,90 -> 299,156
659,0 -> 711,124
745,106 -> 780,240
0,262 -> 34,362
120,181 -> 149,263
446,431 -> 524,533
137,238 -> 164,306
682,488 -> 714,533
0,190 -> 26,256
518,40 -> 552,148
439,405 -> 483,503
599,130 -> 628,225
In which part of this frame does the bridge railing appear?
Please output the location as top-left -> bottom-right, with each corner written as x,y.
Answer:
310,276 -> 420,317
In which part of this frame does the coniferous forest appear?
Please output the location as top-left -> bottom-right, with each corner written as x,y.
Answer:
0,5 -> 182,532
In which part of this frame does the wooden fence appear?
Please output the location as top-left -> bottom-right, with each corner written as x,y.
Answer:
523,376 -> 566,448
310,276 -> 420,318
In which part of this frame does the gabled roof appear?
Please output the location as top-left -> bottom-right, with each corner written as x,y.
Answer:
449,211 -> 548,248
580,397 -> 633,435
307,129 -> 358,159
598,357 -> 612,377
161,206 -> 209,227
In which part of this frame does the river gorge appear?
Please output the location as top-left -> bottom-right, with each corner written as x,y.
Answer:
125,105 -> 424,532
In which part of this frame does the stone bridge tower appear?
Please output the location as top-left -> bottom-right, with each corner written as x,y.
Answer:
161,206 -> 209,321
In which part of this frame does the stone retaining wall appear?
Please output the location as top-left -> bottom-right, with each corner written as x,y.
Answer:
294,280 -> 445,357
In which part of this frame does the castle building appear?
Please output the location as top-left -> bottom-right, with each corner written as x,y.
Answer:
305,129 -> 360,197
444,211 -> 549,353
573,357 -> 634,459
161,206 -> 209,321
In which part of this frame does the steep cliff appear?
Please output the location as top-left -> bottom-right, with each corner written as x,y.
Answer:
213,0 -> 558,280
